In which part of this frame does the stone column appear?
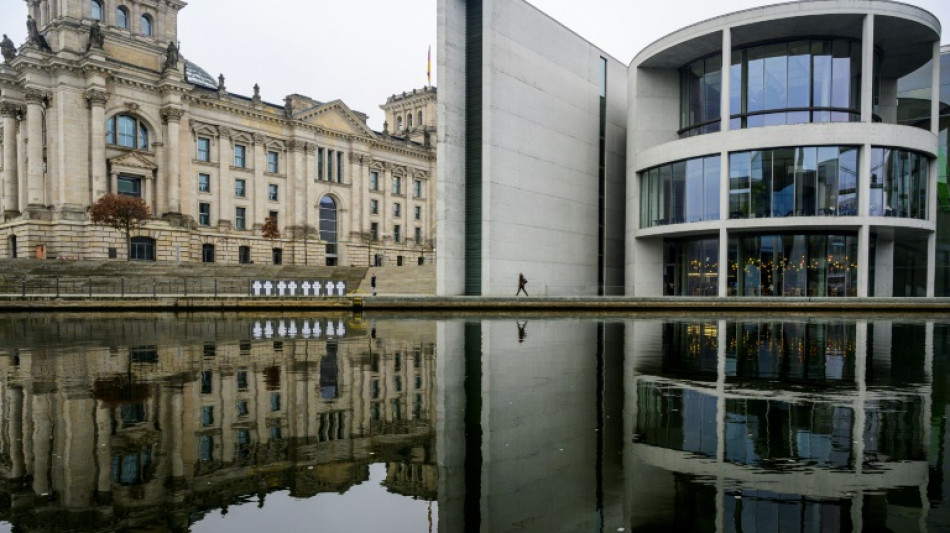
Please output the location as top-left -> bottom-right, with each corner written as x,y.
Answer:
217,126 -> 232,227
24,89 -> 48,210
161,106 -> 184,215
720,28 -> 731,132
289,139 -> 306,228
1,104 -> 20,216
84,90 -> 109,203
252,134 -> 265,228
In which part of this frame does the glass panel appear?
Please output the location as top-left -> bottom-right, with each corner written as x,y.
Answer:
118,115 -> 136,148
704,156 -> 720,221
750,150 -> 771,218
795,147 -> 817,216
659,165 -> 672,225
685,159 -> 704,223
763,44 -> 788,126
704,55 -> 722,127
870,147 -> 885,215
771,148 -> 795,217
787,41 -> 811,124
138,123 -> 148,150
831,40 -> 852,121
817,146 -> 839,215
730,52 -> 743,128
730,152 -> 750,219
746,47 -> 765,128
671,162 -> 685,224
812,41 -> 834,123
838,147 -> 858,215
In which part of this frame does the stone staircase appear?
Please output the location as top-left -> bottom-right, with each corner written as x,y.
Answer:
355,265 -> 436,296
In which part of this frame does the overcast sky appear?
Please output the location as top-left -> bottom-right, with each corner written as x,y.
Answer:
1,0 -> 949,129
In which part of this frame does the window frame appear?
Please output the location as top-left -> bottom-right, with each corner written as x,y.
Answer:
197,137 -> 210,161
198,173 -> 210,193
235,207 -> 246,230
107,114 -> 149,150
268,184 -> 279,202
235,178 -> 246,198
234,144 -> 247,168
91,0 -> 103,21
370,199 -> 378,215
116,6 -> 129,29
117,175 -> 142,198
198,202 -> 210,226
267,151 -> 279,173
140,14 -> 153,36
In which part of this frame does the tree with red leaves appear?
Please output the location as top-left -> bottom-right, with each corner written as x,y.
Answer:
89,194 -> 151,260
261,216 -> 280,240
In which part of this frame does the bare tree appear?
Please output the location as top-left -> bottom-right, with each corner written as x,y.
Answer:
291,224 -> 319,265
89,194 -> 151,261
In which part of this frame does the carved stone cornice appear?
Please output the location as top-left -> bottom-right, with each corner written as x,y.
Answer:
286,139 -> 305,152
24,88 -> 49,105
252,133 -> 264,144
84,89 -> 110,106
218,125 -> 232,139
0,103 -> 22,118
304,142 -> 316,155
160,106 -> 185,123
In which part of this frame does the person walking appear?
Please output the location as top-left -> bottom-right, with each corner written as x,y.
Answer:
370,271 -> 377,296
516,272 -> 529,296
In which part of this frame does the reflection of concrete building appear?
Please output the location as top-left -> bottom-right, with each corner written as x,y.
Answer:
439,0 -> 946,298
0,1 -> 435,266
0,316 -> 437,530
625,319 -> 936,531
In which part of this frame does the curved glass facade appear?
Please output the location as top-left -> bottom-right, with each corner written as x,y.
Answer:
729,40 -> 874,130
640,155 -> 721,228
728,233 -> 858,297
869,147 -> 930,219
729,146 -> 858,219
680,55 -> 723,137
664,238 -> 719,296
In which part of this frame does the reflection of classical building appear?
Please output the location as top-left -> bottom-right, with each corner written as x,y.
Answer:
0,316 -> 437,530
626,319 -> 937,531
0,1 -> 435,266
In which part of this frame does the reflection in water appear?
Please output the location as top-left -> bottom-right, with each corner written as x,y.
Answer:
628,319 -> 945,532
0,315 -> 437,531
0,315 -> 947,531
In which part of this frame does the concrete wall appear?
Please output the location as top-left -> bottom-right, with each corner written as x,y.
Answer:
437,0 -> 627,296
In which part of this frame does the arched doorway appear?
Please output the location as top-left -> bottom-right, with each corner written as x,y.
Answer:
319,196 -> 338,266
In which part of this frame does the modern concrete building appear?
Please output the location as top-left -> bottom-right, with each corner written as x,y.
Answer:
628,0 -> 942,298
438,0 -> 628,296
440,0 -> 946,298
0,0 -> 436,266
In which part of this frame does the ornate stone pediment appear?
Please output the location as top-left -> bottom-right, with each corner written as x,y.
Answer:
108,151 -> 158,173
295,100 -> 376,138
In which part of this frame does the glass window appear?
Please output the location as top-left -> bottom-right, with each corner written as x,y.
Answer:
317,148 -> 324,180
140,14 -> 152,36
393,176 -> 402,195
108,114 -> 149,149
393,224 -> 401,243
319,196 -> 338,263
267,151 -> 278,173
91,0 -> 103,21
235,179 -> 245,197
413,179 -> 422,198
370,199 -> 378,215
235,207 -> 246,230
370,222 -> 378,240
201,406 -> 213,427
117,176 -> 141,197
414,206 -> 421,220
197,137 -> 210,161
234,144 -> 246,168
198,173 -> 210,193
268,184 -> 278,201
664,238 -> 719,296
394,203 -> 401,218
130,236 -> 155,261
414,227 -> 421,244
370,171 -> 379,190
116,6 -> 129,28
198,202 -> 210,226
336,152 -> 343,182
640,154 -> 720,227
202,243 -> 214,262
870,147 -> 930,219
239,245 -> 250,264
680,55 -> 722,136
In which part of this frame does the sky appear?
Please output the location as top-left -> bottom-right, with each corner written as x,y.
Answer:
1,0 -> 950,129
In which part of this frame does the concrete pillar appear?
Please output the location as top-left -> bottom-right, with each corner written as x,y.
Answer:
84,90 -> 108,202
1,104 -> 20,216
24,90 -> 47,209
860,14 -> 874,123
874,236 -> 894,297
718,227 -> 728,296
857,225 -> 870,297
161,106 -> 184,214
932,41 -> 941,136
720,28 -> 731,132
927,232 -> 937,297
859,144 -> 871,217
252,135 -> 265,229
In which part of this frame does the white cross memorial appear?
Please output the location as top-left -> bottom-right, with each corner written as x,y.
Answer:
288,281 -> 298,296
252,281 -> 263,296
302,321 -> 311,337
252,321 -> 263,338
313,321 -> 322,337
302,281 -> 312,296
336,281 -> 345,295
277,281 -> 287,296
325,281 -> 335,296
264,321 -> 274,338
288,321 -> 298,337
312,281 -> 321,296
263,281 -> 273,296
327,321 -> 336,336
337,320 -> 346,335
278,320 -> 287,336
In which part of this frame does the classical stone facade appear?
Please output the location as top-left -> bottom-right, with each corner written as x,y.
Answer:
0,0 -> 436,266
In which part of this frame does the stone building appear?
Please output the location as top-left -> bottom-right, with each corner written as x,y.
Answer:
0,0 -> 436,266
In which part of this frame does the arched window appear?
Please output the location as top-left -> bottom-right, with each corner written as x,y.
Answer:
417,111 -> 423,126
116,6 -> 129,29
319,196 -> 338,266
397,116 -> 403,131
140,14 -> 152,36
91,0 -> 103,21
407,113 -> 413,128
106,114 -> 150,150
